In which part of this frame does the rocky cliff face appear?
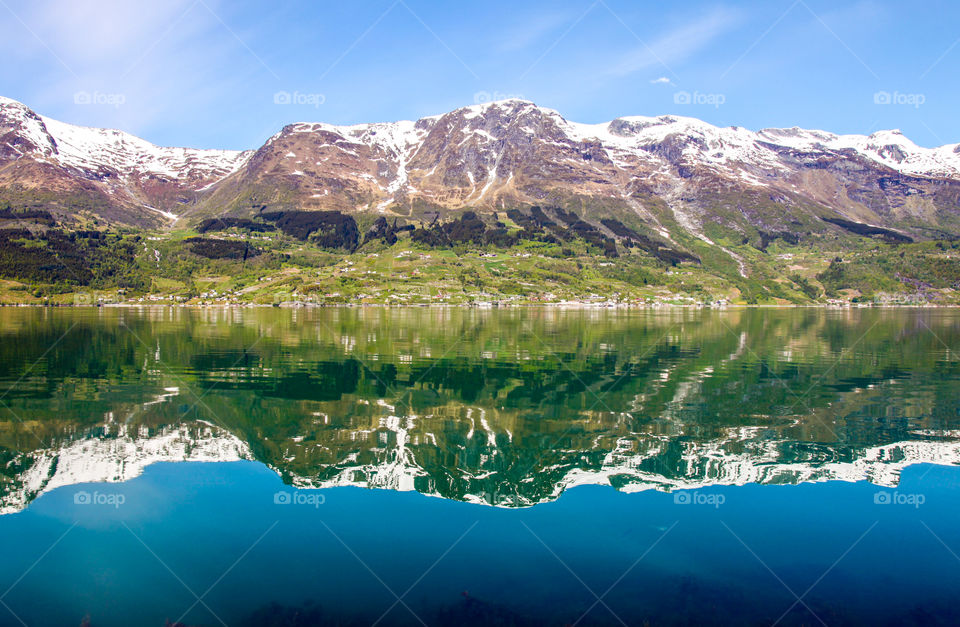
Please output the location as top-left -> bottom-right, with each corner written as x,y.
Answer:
3,95 -> 960,241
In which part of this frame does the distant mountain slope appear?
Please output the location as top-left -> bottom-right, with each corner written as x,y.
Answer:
2,95 -> 960,244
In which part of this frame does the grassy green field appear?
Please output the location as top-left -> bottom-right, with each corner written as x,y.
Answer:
0,220 -> 958,307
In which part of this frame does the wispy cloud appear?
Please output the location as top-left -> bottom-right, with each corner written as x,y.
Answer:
498,10 -> 577,53
607,7 -> 741,77
650,76 -> 673,85
24,0 -> 202,65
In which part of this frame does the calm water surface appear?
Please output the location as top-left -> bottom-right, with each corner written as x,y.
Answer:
0,307 -> 958,626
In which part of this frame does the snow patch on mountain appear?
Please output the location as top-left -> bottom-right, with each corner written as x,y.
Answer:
41,116 -> 251,181
759,126 -> 960,177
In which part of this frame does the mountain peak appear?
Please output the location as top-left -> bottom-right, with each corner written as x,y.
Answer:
452,98 -> 556,119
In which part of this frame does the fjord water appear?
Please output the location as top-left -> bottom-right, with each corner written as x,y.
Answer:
0,307 -> 959,626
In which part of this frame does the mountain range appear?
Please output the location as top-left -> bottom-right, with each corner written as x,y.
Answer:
3,94 -> 960,245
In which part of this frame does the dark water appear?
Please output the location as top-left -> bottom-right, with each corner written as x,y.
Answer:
0,307 -> 958,626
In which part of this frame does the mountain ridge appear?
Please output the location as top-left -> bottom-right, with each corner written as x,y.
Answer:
3,95 -> 960,237
8,95 -> 958,156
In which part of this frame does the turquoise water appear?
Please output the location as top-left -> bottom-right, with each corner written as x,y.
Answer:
0,308 -> 958,625
4,462 -> 959,626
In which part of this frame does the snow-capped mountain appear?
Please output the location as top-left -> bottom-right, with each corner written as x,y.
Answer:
0,97 -> 249,180
0,96 -> 251,226
224,99 -> 960,204
176,98 -> 960,244
3,95 -> 960,240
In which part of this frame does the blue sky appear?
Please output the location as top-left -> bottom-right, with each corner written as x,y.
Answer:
0,0 -> 957,150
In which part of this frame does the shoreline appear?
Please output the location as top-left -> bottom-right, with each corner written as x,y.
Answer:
1,301 -> 957,310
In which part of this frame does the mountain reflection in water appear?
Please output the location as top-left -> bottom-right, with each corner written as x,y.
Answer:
1,306 -> 958,512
